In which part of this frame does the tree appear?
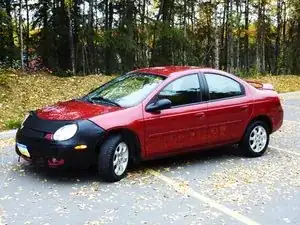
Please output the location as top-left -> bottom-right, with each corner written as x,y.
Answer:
0,0 -> 15,66
244,0 -> 249,71
19,0 -> 24,70
1,0 -> 300,75
65,0 -> 76,75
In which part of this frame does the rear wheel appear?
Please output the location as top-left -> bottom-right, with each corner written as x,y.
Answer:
240,121 -> 270,157
98,134 -> 129,182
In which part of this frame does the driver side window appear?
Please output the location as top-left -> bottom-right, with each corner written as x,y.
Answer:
157,74 -> 201,107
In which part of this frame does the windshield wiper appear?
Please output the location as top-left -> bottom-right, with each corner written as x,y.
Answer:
89,96 -> 121,107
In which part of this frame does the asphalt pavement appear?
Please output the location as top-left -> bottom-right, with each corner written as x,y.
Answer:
0,92 -> 300,225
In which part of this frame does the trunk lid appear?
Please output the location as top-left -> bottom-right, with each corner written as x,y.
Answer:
245,80 -> 275,91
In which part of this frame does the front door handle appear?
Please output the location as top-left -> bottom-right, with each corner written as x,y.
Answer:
240,106 -> 249,111
195,112 -> 205,118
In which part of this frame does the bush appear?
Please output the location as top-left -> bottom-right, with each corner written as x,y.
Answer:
5,119 -> 22,130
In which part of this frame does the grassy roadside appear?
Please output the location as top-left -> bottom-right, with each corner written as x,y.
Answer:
0,72 -> 300,131
250,75 -> 300,93
0,73 -> 114,131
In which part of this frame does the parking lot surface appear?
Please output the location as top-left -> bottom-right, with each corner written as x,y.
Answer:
1,92 -> 300,225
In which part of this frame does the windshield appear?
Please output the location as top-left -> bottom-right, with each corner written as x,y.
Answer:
85,73 -> 165,108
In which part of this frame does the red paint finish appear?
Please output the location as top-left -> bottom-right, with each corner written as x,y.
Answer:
143,103 -> 208,158
134,66 -> 201,77
37,100 -> 121,120
36,67 -> 283,161
89,105 -> 146,157
205,83 -> 253,145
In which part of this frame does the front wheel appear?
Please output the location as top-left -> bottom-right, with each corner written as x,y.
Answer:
240,121 -> 270,157
98,134 -> 129,182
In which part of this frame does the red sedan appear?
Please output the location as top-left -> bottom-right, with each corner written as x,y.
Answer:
16,66 -> 283,182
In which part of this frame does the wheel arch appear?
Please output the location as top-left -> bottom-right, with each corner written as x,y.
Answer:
96,128 -> 142,164
246,115 -> 273,134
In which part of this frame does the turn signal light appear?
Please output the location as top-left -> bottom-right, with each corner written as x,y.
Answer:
74,145 -> 87,150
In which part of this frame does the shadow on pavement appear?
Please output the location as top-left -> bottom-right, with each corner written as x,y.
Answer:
18,146 -> 241,184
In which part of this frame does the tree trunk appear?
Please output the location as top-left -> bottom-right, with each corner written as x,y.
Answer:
161,0 -> 174,65
88,0 -> 94,73
229,0 -> 234,72
19,0 -> 24,71
220,3 -> 226,69
282,1 -> 287,74
256,0 -> 262,73
150,0 -> 163,66
191,0 -> 195,32
275,0 -> 282,74
236,0 -> 241,71
225,0 -> 232,72
120,0 -> 135,71
104,0 -> 113,75
73,0 -> 80,72
183,0 -> 187,65
5,0 -> 15,67
214,3 -> 219,69
140,0 -> 147,66
261,1 -> 266,73
104,0 -> 109,74
67,6 -> 76,75
25,0 -> 29,67
244,0 -> 249,71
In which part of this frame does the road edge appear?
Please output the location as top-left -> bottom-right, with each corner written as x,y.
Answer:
0,129 -> 17,140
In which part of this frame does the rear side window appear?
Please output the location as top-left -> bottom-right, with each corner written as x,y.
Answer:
157,74 -> 200,107
204,73 -> 243,100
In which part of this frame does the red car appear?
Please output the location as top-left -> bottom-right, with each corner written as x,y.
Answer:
16,66 -> 283,182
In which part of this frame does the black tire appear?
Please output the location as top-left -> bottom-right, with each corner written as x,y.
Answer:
240,120 -> 270,157
98,134 -> 129,182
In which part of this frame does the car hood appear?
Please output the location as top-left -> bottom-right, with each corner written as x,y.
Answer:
36,100 -> 121,120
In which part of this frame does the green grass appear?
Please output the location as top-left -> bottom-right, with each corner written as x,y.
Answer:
0,72 -> 299,131
4,119 -> 22,129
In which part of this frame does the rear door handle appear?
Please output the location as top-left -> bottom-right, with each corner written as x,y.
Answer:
195,112 -> 205,118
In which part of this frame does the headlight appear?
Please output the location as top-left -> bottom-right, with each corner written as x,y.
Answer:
53,124 -> 78,141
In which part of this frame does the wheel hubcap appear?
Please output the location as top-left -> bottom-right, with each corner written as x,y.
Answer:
249,125 -> 268,153
113,142 -> 129,176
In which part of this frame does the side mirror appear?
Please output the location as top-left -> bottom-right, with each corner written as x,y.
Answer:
146,98 -> 172,113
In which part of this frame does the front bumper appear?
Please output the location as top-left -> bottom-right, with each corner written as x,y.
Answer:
15,113 -> 105,168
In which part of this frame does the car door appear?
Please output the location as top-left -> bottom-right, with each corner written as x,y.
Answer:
143,74 -> 208,157
203,73 -> 253,146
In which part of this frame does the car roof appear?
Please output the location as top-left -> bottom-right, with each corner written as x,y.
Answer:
134,66 -> 228,77
134,66 -> 203,77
